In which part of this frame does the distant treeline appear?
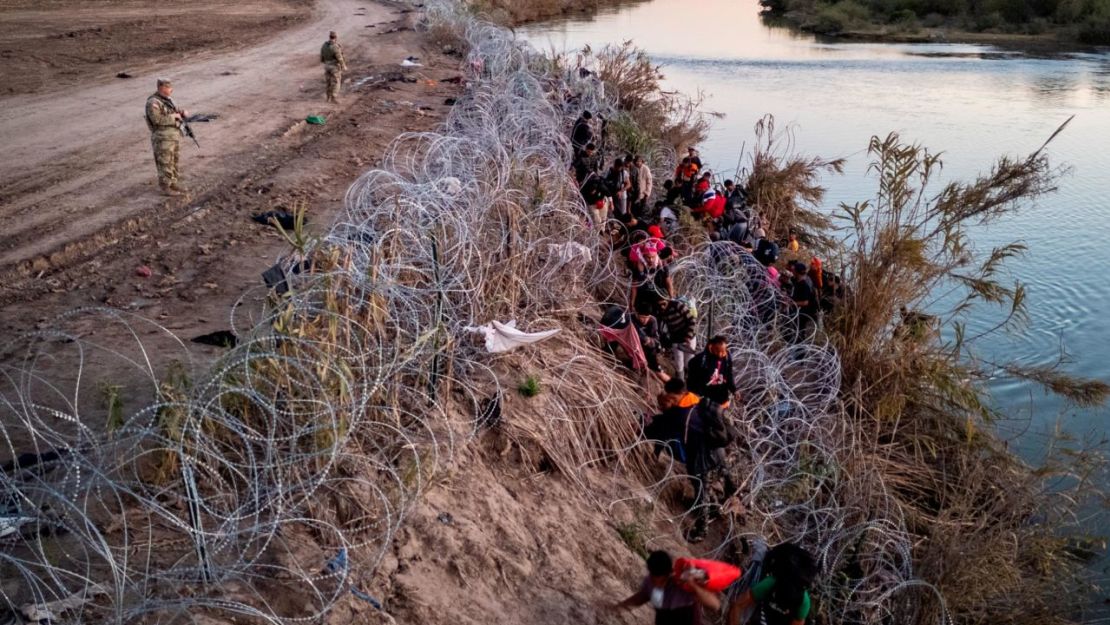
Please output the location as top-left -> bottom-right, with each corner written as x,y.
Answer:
760,0 -> 1110,43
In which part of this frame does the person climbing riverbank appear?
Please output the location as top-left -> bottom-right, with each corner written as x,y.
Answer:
611,550 -> 722,624
728,543 -> 818,625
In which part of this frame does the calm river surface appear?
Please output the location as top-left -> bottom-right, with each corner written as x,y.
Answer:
522,0 -> 1110,596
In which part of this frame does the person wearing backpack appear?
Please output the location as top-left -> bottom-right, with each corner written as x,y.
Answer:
644,378 -> 701,463
727,542 -> 817,625
683,336 -> 739,542
657,297 -> 697,379
580,172 -> 609,229
754,237 -> 779,267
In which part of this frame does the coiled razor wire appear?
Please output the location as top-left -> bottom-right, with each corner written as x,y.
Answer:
0,3 -> 948,625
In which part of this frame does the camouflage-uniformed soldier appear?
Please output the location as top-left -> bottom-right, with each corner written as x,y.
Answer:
320,31 -> 348,103
144,78 -> 189,196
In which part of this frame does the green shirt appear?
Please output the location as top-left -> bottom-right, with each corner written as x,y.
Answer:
751,576 -> 810,622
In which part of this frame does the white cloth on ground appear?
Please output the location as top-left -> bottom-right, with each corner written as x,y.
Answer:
468,319 -> 560,353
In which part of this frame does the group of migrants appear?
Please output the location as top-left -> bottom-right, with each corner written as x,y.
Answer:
144,31 -> 349,196
571,111 -> 829,624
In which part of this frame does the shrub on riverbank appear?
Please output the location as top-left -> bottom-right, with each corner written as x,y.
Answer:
763,0 -> 1110,42
745,115 -> 1107,624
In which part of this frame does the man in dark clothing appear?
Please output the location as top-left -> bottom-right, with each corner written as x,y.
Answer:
627,154 -> 640,215
685,336 -> 737,408
613,550 -> 721,625
573,143 -> 598,185
571,111 -> 593,156
721,211 -> 751,248
630,245 -> 674,314
581,172 -> 608,206
607,158 -> 631,217
754,238 -> 779,268
789,261 -> 819,342
633,303 -> 671,382
821,272 -> 845,315
686,147 -> 703,170
723,179 -> 748,211
661,179 -> 682,207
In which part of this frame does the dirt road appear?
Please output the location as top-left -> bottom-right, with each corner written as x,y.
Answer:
0,0 -> 461,416
0,0 -> 414,267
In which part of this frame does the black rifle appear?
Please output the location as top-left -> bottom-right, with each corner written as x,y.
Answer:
180,114 -> 217,148
180,115 -> 200,148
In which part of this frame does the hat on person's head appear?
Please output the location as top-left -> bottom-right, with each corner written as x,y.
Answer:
329,30 -> 338,39
642,240 -> 660,256
156,78 -> 173,88
647,225 -> 664,239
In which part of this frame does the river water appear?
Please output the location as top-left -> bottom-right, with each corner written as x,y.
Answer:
522,0 -> 1110,601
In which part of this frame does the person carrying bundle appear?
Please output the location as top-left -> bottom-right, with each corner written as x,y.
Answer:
610,550 -> 723,625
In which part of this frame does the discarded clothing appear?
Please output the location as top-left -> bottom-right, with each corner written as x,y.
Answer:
468,320 -> 560,353
598,323 -> 647,372
545,242 -> 593,268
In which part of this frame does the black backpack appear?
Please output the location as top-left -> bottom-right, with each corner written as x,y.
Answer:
604,168 -> 621,197
755,238 -> 779,265
582,179 -> 604,205
697,399 -> 731,449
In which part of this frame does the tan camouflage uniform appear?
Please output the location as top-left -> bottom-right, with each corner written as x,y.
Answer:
320,37 -> 348,103
145,93 -> 183,192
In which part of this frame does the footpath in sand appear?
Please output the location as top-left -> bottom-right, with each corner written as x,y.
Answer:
0,0 -> 461,409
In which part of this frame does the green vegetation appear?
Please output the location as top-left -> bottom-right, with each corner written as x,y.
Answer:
101,382 -> 125,434
615,517 -> 650,558
518,374 -> 542,397
760,0 -> 1110,43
